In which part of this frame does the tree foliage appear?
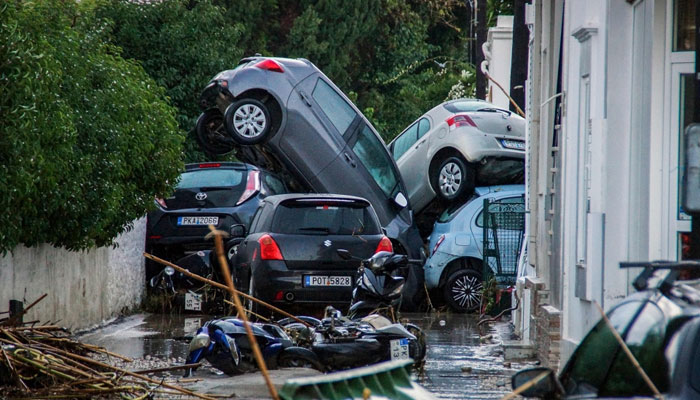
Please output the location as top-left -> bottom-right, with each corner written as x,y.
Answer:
0,0 -> 183,253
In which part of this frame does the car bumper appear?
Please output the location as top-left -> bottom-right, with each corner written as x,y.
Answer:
423,251 -> 458,289
252,261 -> 357,305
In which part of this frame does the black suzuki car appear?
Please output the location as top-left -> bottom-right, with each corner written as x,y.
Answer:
231,194 -> 393,315
145,162 -> 286,278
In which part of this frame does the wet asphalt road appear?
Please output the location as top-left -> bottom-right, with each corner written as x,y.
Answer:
79,312 -> 529,399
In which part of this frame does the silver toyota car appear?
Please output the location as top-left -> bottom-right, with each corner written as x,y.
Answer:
388,99 -> 525,212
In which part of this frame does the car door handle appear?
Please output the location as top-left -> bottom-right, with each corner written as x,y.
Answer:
343,152 -> 357,167
299,92 -> 312,107
414,140 -> 426,149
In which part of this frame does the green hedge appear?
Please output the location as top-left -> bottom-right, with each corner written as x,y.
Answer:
0,0 -> 184,253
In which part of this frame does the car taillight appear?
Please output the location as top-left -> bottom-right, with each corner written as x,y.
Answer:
432,234 -> 445,256
198,163 -> 221,168
259,234 -> 283,260
155,197 -> 168,209
446,114 -> 477,130
374,236 -> 393,254
254,59 -> 284,73
236,170 -> 260,205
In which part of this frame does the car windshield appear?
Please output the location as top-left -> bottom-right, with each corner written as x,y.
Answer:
559,300 -> 671,397
176,168 -> 245,189
271,202 -> 380,235
352,124 -> 399,197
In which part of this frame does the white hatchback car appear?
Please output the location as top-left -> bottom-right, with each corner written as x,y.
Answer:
388,99 -> 525,212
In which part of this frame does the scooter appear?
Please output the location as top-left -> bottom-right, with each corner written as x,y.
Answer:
184,317 -> 321,377
336,249 -> 422,319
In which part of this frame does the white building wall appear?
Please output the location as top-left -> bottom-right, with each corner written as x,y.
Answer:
0,219 -> 146,330
485,15 -> 514,109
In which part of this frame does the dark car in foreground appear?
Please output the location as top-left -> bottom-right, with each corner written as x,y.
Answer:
195,56 -> 426,308
231,194 -> 393,315
512,262 -> 700,399
145,162 -> 286,278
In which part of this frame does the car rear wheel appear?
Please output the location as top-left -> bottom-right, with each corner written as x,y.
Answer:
224,98 -> 272,145
434,156 -> 474,202
444,269 -> 483,313
195,109 -> 235,155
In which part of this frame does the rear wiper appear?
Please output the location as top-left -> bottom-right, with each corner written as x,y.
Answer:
200,186 -> 233,191
298,227 -> 331,233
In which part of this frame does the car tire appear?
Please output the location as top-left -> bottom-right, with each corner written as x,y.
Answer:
443,269 -> 483,313
433,156 -> 474,202
195,109 -> 236,155
224,98 -> 272,145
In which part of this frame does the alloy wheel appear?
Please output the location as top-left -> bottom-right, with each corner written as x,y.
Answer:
450,273 -> 482,310
232,104 -> 267,139
439,162 -> 463,197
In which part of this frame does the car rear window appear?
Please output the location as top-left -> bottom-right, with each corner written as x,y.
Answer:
177,168 -> 245,189
443,100 -> 492,113
271,201 -> 380,235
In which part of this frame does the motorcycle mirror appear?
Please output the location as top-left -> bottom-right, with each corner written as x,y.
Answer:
336,249 -> 352,260
388,254 -> 408,269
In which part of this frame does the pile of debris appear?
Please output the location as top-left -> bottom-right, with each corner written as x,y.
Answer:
0,298 -> 211,399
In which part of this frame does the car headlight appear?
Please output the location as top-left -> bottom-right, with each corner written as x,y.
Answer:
188,332 -> 210,353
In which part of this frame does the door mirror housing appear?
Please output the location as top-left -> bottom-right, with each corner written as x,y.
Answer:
394,192 -> 408,208
230,224 -> 246,238
511,367 -> 560,398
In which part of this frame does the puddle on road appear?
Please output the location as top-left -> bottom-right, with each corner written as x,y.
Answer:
406,313 -> 528,399
79,313 -> 210,360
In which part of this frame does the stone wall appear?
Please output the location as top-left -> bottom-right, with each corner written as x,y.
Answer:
0,219 -> 146,330
524,277 -> 562,371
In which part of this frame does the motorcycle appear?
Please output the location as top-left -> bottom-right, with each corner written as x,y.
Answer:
149,238 -> 242,293
336,249 -> 421,319
280,307 -> 426,371
183,317 -> 321,377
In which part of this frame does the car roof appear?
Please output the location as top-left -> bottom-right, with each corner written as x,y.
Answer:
262,193 -> 371,206
473,184 -> 525,197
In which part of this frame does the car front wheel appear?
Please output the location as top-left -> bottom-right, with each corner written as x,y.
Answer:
444,269 -> 483,313
224,98 -> 272,145
434,156 -> 474,202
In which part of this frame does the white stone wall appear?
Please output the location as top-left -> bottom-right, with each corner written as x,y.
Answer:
0,219 -> 146,330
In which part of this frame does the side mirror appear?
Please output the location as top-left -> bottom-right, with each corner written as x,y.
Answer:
230,224 -> 246,238
511,367 -> 559,398
336,249 -> 352,260
394,192 -> 408,208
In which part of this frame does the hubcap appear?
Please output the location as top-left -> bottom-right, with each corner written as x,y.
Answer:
233,104 -> 266,138
439,162 -> 463,196
451,274 -> 482,310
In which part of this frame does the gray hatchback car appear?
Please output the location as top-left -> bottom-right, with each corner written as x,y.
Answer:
195,56 -> 425,308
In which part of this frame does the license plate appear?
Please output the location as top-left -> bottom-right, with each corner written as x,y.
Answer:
500,139 -> 526,150
303,275 -> 352,287
390,338 -> 410,360
177,216 -> 219,226
185,291 -> 202,311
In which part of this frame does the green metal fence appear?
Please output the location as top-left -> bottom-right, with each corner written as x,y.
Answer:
482,196 -> 526,286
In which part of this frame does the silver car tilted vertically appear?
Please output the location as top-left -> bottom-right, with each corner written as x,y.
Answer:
194,56 -> 425,309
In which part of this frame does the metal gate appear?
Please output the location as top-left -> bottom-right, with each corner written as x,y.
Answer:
482,196 -> 526,286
